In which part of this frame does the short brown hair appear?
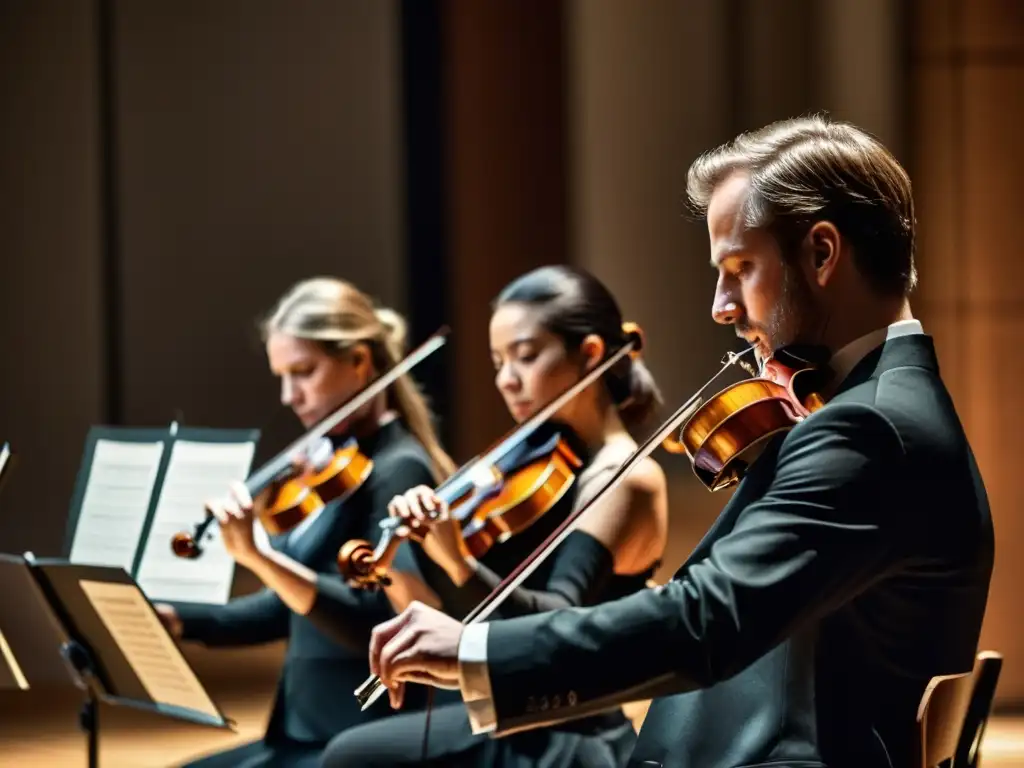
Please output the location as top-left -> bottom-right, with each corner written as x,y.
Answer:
686,114 -> 917,296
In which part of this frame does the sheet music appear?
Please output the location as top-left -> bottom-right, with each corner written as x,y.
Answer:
68,440 -> 165,572
79,580 -> 219,719
134,440 -> 256,605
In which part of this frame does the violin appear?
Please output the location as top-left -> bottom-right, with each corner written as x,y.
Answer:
664,346 -> 829,491
338,423 -> 584,588
354,343 -> 829,710
337,324 -> 646,590
170,329 -> 450,559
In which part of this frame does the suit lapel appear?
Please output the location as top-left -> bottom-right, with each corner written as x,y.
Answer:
832,333 -> 938,397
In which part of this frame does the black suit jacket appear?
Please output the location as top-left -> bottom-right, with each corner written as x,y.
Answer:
175,421 -> 435,745
479,334 -> 994,768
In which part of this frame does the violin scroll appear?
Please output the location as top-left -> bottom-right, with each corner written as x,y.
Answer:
170,515 -> 215,558
170,532 -> 199,558
337,539 -> 392,589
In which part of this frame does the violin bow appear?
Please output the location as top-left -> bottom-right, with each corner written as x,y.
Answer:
0,443 -> 12,499
355,346 -> 756,710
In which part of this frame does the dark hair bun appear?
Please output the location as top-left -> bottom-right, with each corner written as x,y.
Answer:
494,265 -> 663,431
606,357 -> 661,428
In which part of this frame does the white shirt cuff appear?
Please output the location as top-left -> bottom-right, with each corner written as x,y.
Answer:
458,623 -> 497,734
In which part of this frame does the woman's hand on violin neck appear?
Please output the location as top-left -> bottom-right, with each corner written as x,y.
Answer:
387,485 -> 447,531
369,600 -> 463,707
205,481 -> 263,568
388,486 -> 475,586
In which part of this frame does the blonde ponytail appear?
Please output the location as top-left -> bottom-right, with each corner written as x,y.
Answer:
262,277 -> 456,483
374,307 -> 457,483
373,307 -> 407,365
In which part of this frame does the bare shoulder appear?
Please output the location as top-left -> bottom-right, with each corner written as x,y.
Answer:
578,454 -> 668,553
621,455 -> 667,501
620,456 -> 669,542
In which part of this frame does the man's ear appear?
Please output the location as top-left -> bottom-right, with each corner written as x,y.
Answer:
579,334 -> 606,373
805,220 -> 841,288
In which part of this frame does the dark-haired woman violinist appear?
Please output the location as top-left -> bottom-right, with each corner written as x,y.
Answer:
320,264 -> 671,767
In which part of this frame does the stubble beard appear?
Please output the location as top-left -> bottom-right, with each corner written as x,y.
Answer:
765,260 -> 822,359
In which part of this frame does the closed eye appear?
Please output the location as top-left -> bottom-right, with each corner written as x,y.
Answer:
286,365 -> 316,379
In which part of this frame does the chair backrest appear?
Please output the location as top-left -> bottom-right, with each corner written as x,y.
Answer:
916,670 -> 975,768
955,651 -> 1004,768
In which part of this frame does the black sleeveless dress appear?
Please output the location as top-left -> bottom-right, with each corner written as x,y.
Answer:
319,426 -> 659,768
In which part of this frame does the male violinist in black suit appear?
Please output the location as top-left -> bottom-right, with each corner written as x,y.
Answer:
365,115 -> 995,768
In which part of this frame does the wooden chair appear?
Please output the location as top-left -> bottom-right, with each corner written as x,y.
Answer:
916,670 -> 975,768
954,651 -> 1004,768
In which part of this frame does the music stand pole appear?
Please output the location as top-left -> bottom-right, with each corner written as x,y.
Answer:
60,640 -> 100,768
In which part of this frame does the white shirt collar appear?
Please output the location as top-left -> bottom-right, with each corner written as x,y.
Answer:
829,319 -> 924,387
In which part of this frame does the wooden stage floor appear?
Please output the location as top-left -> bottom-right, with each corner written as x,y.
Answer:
3,693 -> 1023,767
2,654 -> 1022,767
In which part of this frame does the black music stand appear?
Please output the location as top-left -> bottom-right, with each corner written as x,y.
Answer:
59,639 -> 103,767
0,554 -> 234,767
